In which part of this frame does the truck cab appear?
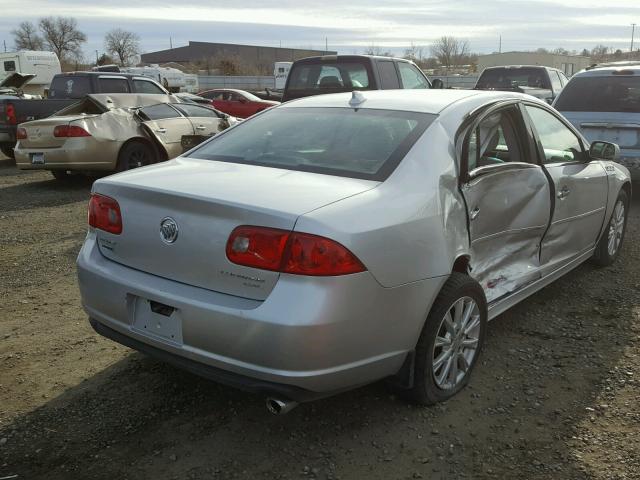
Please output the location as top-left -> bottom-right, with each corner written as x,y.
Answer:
475,65 -> 569,104
282,55 -> 432,102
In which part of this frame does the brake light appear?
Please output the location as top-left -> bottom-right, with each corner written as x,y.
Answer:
53,125 -> 91,137
6,103 -> 16,125
88,194 -> 122,234
16,127 -> 27,140
226,226 -> 366,276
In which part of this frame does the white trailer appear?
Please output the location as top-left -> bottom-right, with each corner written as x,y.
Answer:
274,62 -> 292,90
0,51 -> 61,96
123,65 -> 186,92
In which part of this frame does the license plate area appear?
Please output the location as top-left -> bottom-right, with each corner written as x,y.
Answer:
31,152 -> 45,165
131,296 -> 183,344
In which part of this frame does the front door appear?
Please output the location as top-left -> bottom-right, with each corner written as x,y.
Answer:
523,104 -> 608,271
460,105 -> 552,303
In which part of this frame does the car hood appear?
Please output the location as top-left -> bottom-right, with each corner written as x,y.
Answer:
0,72 -> 36,89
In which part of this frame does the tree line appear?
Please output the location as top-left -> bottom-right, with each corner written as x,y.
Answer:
11,17 -> 141,67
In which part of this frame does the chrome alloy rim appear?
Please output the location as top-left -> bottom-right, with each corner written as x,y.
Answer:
432,296 -> 481,389
607,200 -> 625,256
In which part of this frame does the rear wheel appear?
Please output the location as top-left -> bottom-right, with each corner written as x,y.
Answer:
117,141 -> 155,172
405,273 -> 487,405
592,189 -> 629,266
1,145 -> 15,160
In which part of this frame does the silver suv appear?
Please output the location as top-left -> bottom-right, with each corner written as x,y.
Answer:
554,65 -> 640,180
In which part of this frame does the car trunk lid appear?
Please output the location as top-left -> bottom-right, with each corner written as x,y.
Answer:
19,115 -> 96,149
563,112 -> 640,149
92,158 -> 378,300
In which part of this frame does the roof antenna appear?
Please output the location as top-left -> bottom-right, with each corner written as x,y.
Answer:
349,91 -> 366,107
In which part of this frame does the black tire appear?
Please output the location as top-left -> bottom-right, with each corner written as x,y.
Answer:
51,169 -> 73,181
405,273 -> 487,405
117,141 -> 155,172
592,189 -> 629,267
1,145 -> 15,160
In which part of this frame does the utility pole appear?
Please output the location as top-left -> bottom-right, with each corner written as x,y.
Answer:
3,40 -> 6,53
499,35 -> 502,53
95,50 -> 99,65
632,23 -> 637,57
170,37 -> 173,49
325,37 -> 328,53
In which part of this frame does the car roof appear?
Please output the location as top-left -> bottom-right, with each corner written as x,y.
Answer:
293,54 -> 416,64
483,65 -> 554,70
573,66 -> 640,77
55,71 -> 139,78
280,89 -> 530,115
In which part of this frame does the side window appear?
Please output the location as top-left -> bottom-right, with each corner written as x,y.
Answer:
98,77 -> 131,93
397,62 -> 429,89
559,72 -> 569,86
137,104 -> 181,121
549,71 -> 562,93
466,109 -> 524,171
133,79 -> 165,94
4,61 -> 16,72
316,66 -> 344,88
378,61 -> 400,89
175,104 -> 219,118
525,105 -> 585,164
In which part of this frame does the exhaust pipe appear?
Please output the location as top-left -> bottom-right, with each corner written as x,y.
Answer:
266,397 -> 299,415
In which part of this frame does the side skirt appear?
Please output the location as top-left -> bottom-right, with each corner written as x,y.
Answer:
487,248 -> 594,320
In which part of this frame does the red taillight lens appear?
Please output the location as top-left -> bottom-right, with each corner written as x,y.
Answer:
6,103 -> 16,125
53,125 -> 91,137
16,127 -> 27,140
226,226 -> 366,276
88,194 -> 122,235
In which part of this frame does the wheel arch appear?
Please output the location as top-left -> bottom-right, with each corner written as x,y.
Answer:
118,136 -> 166,165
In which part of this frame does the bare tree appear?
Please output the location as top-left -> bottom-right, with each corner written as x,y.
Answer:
430,36 -> 469,71
552,47 -> 570,55
39,16 -> 87,61
11,21 -> 44,50
591,45 -> 610,62
105,28 -> 140,66
404,43 -> 425,63
363,44 -> 393,57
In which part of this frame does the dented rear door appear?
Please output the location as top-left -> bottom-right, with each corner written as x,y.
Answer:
137,103 -> 195,159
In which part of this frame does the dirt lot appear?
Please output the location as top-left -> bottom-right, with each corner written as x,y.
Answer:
1,158 -> 639,480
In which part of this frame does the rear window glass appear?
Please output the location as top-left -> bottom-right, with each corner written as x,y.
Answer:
49,76 -> 91,99
477,68 -> 550,89
133,79 -> 165,94
98,77 -> 130,93
554,76 -> 640,112
288,62 -> 371,91
187,107 -> 435,181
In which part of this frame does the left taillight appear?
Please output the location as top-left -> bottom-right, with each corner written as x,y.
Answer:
16,127 -> 27,140
226,226 -> 366,276
88,194 -> 122,235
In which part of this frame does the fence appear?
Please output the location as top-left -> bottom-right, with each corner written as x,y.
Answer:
198,75 -> 275,91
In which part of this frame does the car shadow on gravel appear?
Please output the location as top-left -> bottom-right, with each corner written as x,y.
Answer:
1,195 -> 638,480
0,176 -> 94,212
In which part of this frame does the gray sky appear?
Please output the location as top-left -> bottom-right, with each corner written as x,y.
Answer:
1,0 -> 639,59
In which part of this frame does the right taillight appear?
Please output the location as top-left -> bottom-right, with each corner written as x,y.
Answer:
226,226 -> 366,276
88,194 -> 122,235
54,125 -> 91,137
16,127 -> 27,140
6,103 -> 16,125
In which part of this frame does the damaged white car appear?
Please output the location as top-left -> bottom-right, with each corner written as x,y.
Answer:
14,93 -> 238,180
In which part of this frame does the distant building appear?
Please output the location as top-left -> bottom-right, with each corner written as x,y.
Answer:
141,41 -> 336,72
477,52 -> 592,76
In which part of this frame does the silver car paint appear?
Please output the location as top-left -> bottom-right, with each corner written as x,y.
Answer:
78,89 -> 631,397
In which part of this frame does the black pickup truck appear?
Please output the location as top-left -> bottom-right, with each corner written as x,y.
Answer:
1,71 -> 168,159
474,65 -> 569,104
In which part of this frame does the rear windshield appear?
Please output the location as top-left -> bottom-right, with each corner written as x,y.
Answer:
288,62 -> 372,92
477,68 -> 550,89
49,76 -> 91,99
554,75 -> 640,112
188,107 -> 435,181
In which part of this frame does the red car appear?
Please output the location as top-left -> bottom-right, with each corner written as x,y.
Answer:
197,89 -> 279,118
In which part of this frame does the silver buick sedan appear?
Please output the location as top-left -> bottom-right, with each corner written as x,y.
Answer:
77,89 -> 631,414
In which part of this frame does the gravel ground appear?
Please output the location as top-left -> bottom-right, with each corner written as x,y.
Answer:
1,159 -> 639,480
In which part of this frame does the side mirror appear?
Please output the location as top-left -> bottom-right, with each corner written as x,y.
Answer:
590,141 -> 620,161
431,78 -> 444,89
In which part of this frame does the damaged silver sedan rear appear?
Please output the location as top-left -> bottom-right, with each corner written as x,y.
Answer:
77,89 -> 631,412
15,93 -> 237,180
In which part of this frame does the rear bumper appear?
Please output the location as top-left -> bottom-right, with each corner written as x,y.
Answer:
77,231 -> 445,396
14,138 -> 119,171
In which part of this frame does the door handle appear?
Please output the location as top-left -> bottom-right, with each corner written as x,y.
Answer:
557,186 -> 571,199
154,128 -> 167,134
195,125 -> 206,131
470,206 -> 480,220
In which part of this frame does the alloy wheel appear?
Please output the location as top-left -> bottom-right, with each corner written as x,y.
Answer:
607,200 -> 625,256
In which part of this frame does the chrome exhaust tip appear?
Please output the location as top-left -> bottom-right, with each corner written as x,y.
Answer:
266,397 -> 298,415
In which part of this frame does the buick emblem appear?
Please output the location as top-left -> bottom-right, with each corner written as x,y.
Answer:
160,217 -> 179,244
